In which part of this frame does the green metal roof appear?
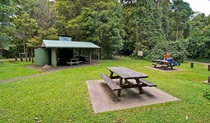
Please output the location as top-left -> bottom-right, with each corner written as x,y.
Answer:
41,40 -> 100,49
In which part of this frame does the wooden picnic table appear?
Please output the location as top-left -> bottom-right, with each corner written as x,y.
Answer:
106,67 -> 151,96
152,59 -> 173,69
66,58 -> 80,66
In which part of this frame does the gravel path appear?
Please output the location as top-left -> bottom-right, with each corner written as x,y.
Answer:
0,73 -> 48,83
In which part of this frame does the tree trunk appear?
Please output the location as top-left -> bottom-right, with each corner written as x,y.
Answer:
176,27 -> 179,41
0,49 -> 2,56
31,48 -> 34,63
23,40 -> 28,62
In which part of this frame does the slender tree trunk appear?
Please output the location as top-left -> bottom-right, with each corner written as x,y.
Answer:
15,47 -> 18,61
0,49 -> 2,56
176,27 -> 179,41
31,48 -> 34,63
28,48 -> 31,61
23,40 -> 28,61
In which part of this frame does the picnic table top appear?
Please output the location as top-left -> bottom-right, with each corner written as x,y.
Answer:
152,59 -> 169,63
107,66 -> 148,79
70,58 -> 79,60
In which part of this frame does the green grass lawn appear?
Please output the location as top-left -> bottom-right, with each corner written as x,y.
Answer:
0,61 -> 41,80
0,57 -> 210,122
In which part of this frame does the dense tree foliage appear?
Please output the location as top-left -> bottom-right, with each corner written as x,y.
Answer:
13,12 -> 38,54
0,0 -> 15,57
187,14 -> 210,59
10,0 -> 58,58
66,1 -> 125,58
0,0 -> 209,60
132,0 -> 167,56
170,0 -> 193,41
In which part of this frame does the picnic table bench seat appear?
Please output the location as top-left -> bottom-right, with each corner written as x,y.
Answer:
139,79 -> 157,87
100,74 -> 122,96
152,63 -> 167,67
124,78 -> 157,87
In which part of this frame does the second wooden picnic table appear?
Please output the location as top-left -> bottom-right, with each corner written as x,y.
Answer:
152,59 -> 173,69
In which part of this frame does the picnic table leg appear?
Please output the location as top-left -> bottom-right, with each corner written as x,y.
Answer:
109,71 -> 114,78
166,63 -> 173,69
153,62 -> 157,67
169,63 -> 173,69
119,78 -> 123,85
136,79 -> 144,94
117,90 -> 121,96
152,62 -> 157,67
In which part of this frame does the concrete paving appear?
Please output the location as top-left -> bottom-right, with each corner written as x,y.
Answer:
86,80 -> 178,113
145,66 -> 182,72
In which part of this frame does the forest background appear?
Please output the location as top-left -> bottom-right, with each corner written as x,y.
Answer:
1,0 -> 210,60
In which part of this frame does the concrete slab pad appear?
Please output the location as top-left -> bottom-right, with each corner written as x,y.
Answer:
145,66 -> 182,72
203,80 -> 210,84
86,80 -> 178,113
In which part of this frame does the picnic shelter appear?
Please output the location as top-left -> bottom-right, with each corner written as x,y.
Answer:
34,37 -> 101,67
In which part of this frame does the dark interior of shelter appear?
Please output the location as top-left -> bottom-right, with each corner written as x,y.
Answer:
57,49 -> 88,66
57,49 -> 73,65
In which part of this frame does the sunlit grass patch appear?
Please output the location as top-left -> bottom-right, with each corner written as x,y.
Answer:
0,61 -> 41,80
0,57 -> 210,122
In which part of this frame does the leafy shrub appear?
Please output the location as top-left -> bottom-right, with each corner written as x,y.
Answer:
203,87 -> 210,100
0,55 -> 4,59
146,41 -> 188,61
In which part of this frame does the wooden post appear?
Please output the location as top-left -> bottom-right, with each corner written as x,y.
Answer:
20,56 -> 23,61
51,48 -> 57,67
190,63 -> 194,68
203,76 -> 210,84
89,49 -> 92,64
178,60 -> 181,65
32,57 -> 34,63
208,65 -> 210,71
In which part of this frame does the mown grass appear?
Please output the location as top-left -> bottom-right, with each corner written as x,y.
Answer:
0,57 -> 210,122
0,61 -> 41,80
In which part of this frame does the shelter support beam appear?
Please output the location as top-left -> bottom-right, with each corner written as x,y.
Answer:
51,48 -> 57,67
89,49 -> 92,64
